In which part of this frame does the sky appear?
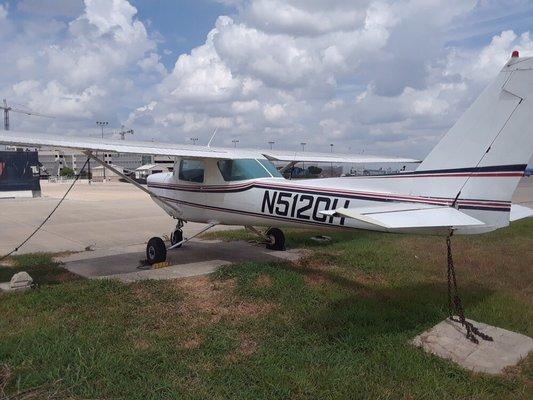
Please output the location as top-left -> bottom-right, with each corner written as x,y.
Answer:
0,0 -> 532,159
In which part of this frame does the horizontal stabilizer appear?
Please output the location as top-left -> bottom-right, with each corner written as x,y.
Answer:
510,204 -> 533,222
321,202 -> 485,229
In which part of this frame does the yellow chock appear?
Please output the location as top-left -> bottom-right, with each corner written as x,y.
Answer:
152,261 -> 169,269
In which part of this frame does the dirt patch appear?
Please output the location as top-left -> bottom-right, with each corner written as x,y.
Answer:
502,354 -> 532,386
304,272 -> 328,287
181,334 -> 204,350
175,276 -> 277,326
0,364 -> 10,398
254,274 -> 273,288
134,339 -> 152,350
226,335 -> 258,362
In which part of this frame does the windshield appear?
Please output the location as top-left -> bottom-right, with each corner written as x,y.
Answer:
258,159 -> 283,178
217,159 -> 282,181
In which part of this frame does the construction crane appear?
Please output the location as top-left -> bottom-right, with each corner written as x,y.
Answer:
1,99 -> 54,130
117,124 -> 134,140
89,124 -> 134,140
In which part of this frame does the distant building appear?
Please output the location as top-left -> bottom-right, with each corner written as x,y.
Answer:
91,164 -> 125,182
135,164 -> 170,180
5,146 -> 153,176
153,155 -> 175,171
110,153 -> 153,171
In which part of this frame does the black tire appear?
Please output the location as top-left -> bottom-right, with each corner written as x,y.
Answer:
266,228 -> 285,251
170,229 -> 183,247
146,237 -> 167,264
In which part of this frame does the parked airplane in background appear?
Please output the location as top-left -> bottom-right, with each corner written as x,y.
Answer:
1,53 -> 532,264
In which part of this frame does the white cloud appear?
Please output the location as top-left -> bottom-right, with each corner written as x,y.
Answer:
2,0 -> 532,158
0,4 -> 7,20
138,53 -> 167,76
0,0 -> 156,128
244,0 -> 364,36
263,104 -> 286,122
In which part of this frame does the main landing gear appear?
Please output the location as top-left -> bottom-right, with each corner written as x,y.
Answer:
145,220 -> 219,265
266,227 -> 286,251
245,226 -> 286,251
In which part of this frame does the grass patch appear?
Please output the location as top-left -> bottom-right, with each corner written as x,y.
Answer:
0,221 -> 532,399
0,252 -> 80,286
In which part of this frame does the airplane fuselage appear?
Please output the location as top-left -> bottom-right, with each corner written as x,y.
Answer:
147,170 -> 513,235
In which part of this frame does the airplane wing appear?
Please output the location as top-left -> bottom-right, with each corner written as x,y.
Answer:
321,202 -> 484,229
510,204 -> 533,221
0,131 -> 258,159
0,131 -> 420,163
262,150 -> 420,164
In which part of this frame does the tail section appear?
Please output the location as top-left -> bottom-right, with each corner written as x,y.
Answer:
410,53 -> 533,229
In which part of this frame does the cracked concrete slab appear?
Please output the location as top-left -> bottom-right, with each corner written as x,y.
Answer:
412,318 -> 533,374
63,239 -> 308,281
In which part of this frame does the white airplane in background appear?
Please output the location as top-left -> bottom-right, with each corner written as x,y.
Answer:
1,52 -> 532,265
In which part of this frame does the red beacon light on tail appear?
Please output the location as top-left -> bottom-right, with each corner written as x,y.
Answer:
512,50 -> 520,58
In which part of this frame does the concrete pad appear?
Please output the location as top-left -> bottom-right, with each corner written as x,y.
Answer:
0,282 -> 31,292
96,260 -> 232,283
412,318 -> 533,374
63,239 -> 308,281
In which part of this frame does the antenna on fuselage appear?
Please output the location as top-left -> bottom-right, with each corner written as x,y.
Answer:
207,127 -> 218,147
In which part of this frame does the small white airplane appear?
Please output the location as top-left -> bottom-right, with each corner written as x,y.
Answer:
1,53 -> 532,265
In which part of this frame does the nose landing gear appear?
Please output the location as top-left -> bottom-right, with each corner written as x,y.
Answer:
145,220 -> 219,265
170,229 -> 183,247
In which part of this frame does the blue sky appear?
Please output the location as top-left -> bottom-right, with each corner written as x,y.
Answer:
129,1 -> 237,67
0,0 -> 532,159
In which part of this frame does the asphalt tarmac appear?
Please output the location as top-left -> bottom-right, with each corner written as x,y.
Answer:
0,180 -> 237,255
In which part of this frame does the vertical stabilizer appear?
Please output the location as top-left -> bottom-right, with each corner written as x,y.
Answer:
412,55 -> 533,208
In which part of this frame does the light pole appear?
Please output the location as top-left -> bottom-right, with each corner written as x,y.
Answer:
268,141 -> 275,150
96,121 -> 108,139
190,137 -> 199,145
330,143 -> 334,177
96,121 -> 109,180
232,139 -> 239,148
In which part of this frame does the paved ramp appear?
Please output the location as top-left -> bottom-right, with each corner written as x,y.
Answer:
61,240 -> 307,282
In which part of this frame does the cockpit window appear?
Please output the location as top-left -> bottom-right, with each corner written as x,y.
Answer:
217,159 -> 282,181
179,159 -> 204,183
258,159 -> 283,178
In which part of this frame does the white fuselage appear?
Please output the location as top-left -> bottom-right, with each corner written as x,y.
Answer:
147,160 -> 516,236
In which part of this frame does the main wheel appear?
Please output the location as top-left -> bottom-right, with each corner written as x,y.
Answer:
170,229 -> 183,247
146,237 -> 167,264
266,228 -> 285,251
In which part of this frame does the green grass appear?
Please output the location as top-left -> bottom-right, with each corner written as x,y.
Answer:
0,252 -> 80,285
0,221 -> 532,399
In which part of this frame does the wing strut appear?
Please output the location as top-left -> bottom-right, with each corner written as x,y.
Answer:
83,151 -> 182,215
